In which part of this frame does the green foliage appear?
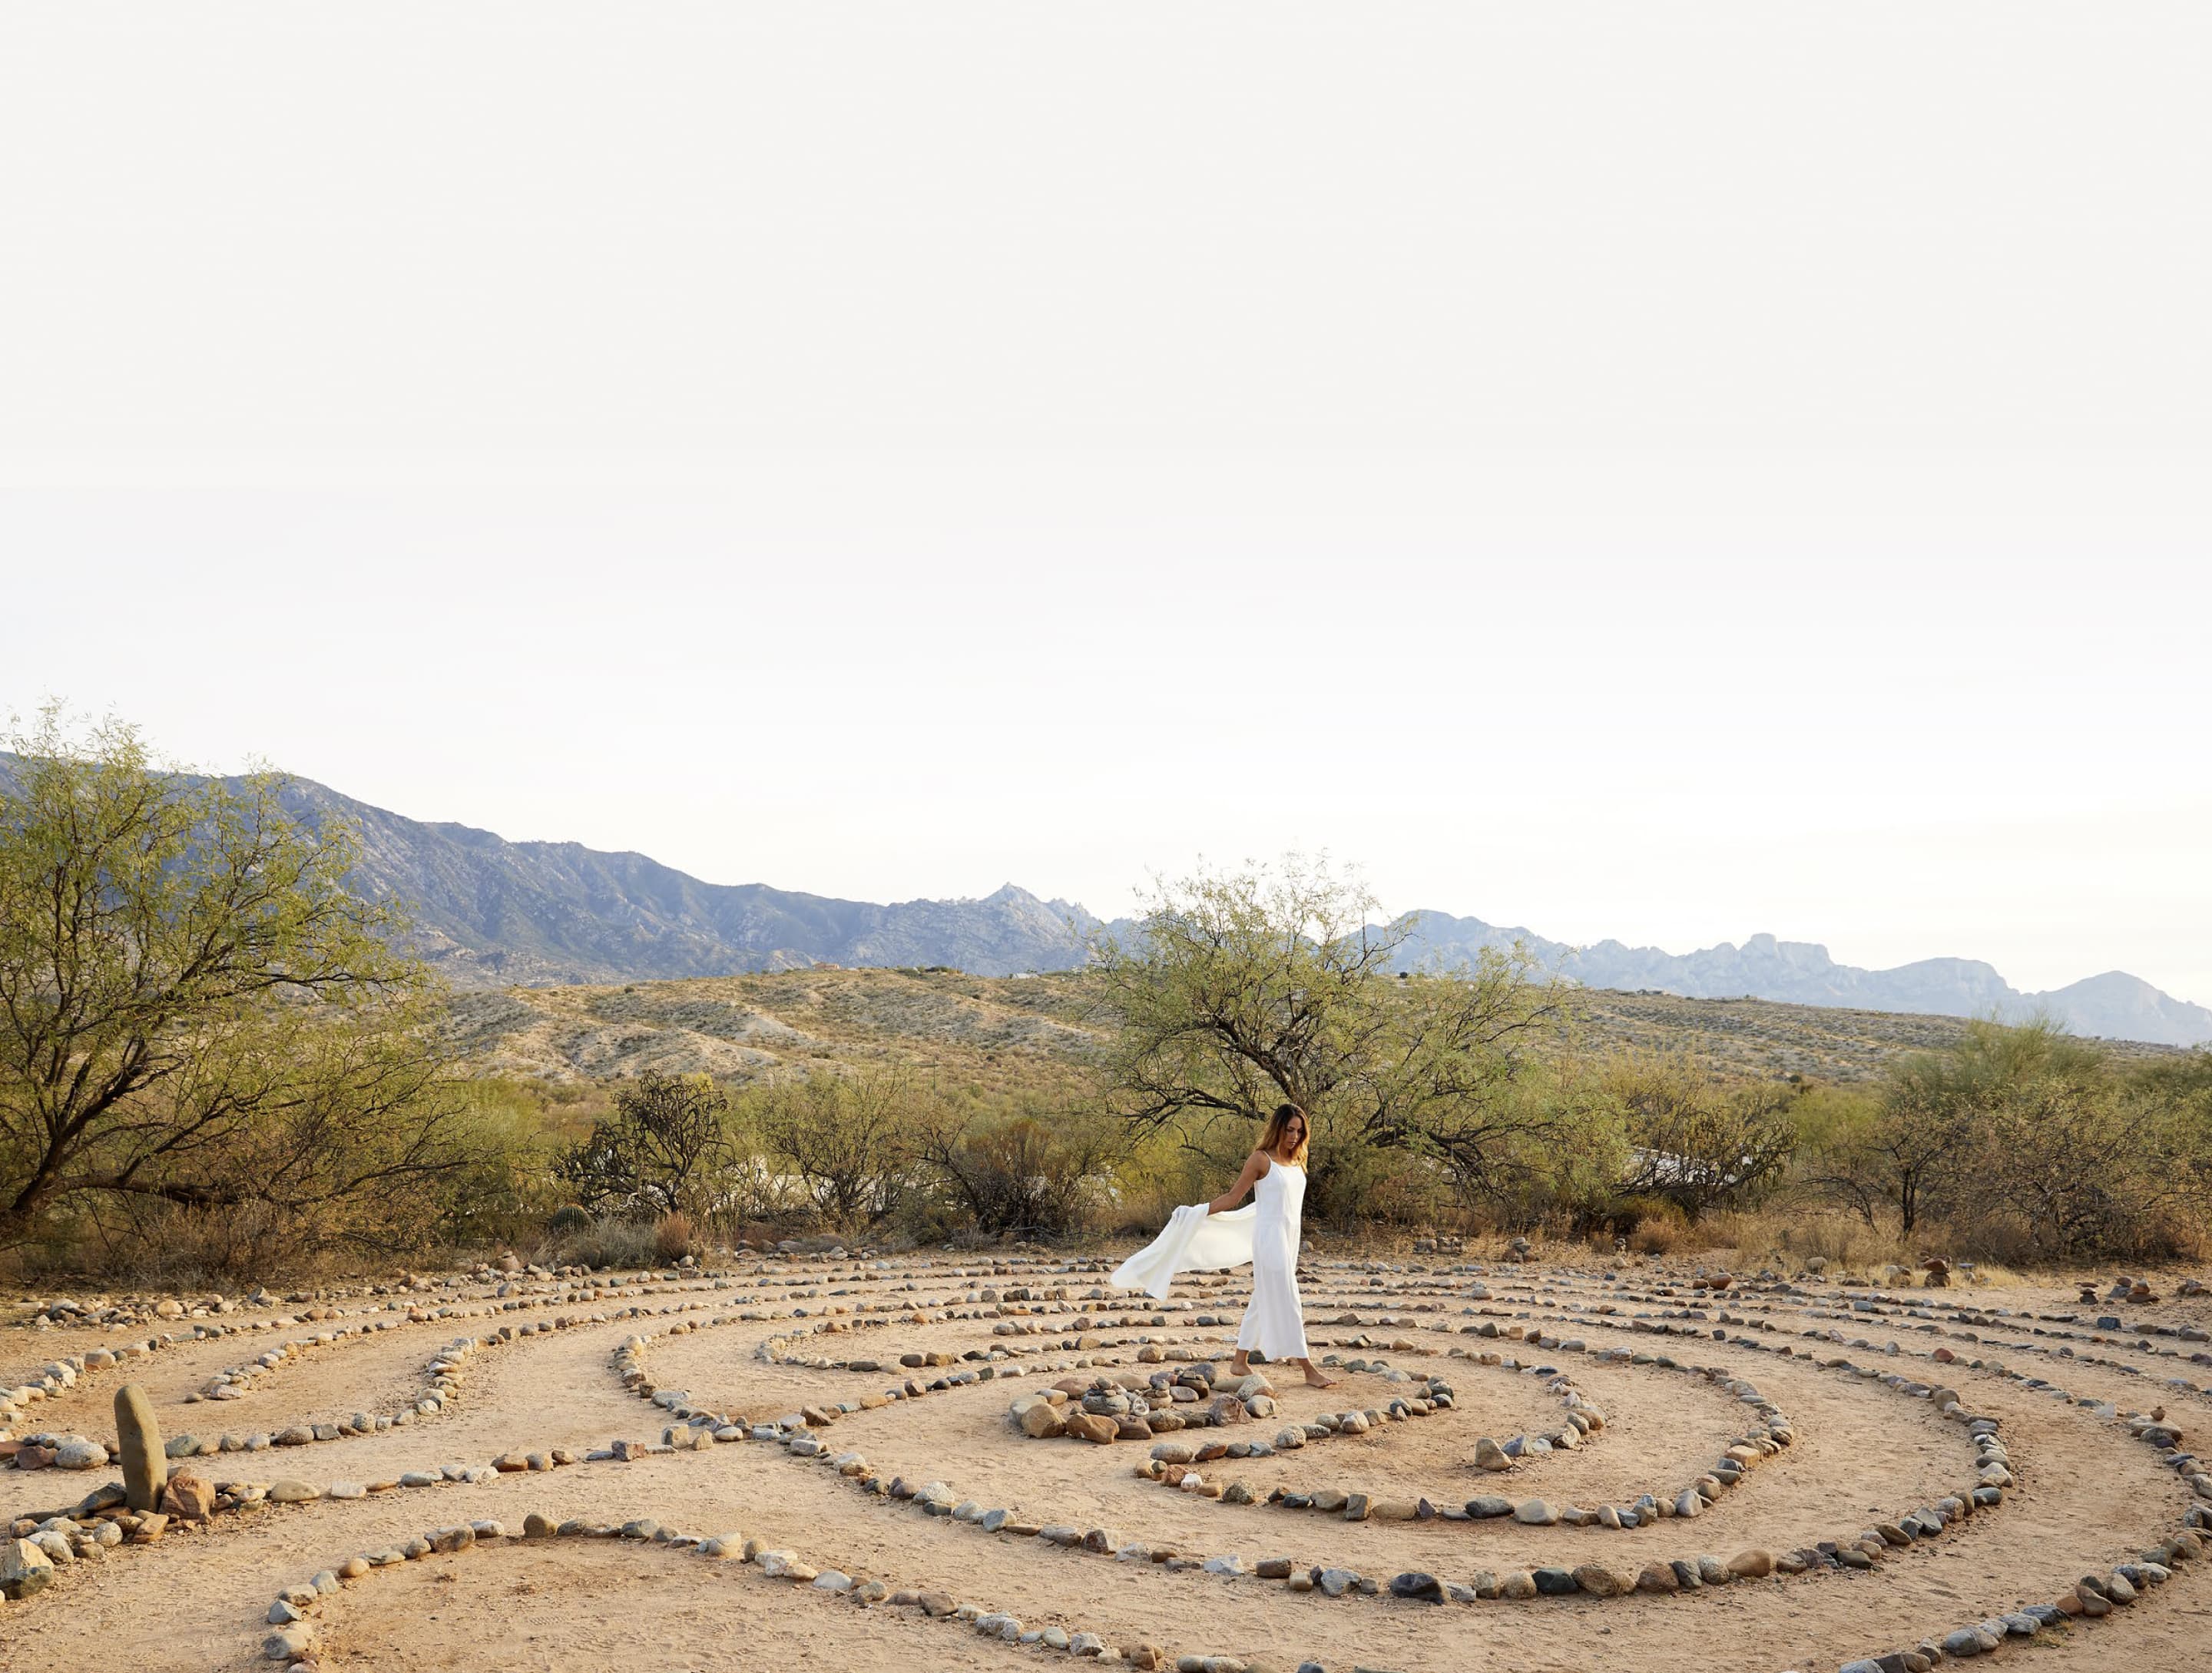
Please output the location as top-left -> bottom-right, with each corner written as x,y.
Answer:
908,1098 -> 1120,1237
1089,855 -> 1571,1225
1608,1054 -> 1800,1221
741,1068 -> 917,1232
1800,1018 -> 2212,1261
0,707 -> 483,1267
555,1071 -> 733,1221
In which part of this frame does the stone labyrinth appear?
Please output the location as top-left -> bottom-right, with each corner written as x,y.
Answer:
4,1254 -> 2210,1672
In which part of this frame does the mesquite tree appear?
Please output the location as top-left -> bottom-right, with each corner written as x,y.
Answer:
1089,856 -> 1570,1219
0,707 -> 468,1250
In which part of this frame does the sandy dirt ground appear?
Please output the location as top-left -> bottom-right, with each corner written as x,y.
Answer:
4,1253 -> 2208,1673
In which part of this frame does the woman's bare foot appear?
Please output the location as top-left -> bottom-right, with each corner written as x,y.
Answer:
1229,1353 -> 1252,1378
1299,1360 -> 1337,1388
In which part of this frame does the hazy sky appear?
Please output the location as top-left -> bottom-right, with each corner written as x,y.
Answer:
4,6 -> 2207,1003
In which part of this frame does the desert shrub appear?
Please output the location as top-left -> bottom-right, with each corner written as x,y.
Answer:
1452,1064 -> 1630,1234
539,1212 -> 661,1271
908,1107 -> 1118,1238
1607,1055 -> 1799,1220
555,1072 -> 736,1222
1799,1021 -> 2212,1264
1627,1204 -> 1686,1255
653,1211 -> 696,1262
546,1204 -> 591,1235
15,1199 -> 332,1289
743,1069 -> 918,1232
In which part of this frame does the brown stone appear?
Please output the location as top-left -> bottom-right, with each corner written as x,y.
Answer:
1018,1402 -> 1067,1439
161,1468 -> 217,1522
1571,1563 -> 1631,1597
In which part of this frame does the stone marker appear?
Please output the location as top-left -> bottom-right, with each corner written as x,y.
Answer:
115,1381 -> 165,1512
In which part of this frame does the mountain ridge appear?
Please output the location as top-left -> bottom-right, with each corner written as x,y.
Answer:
1389,912 -> 2212,1049
2,757 -> 2206,1046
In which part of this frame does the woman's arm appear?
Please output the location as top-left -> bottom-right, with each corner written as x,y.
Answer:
1207,1150 -> 1268,1216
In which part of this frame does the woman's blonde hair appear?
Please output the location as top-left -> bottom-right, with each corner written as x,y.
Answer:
1258,1102 -> 1310,1164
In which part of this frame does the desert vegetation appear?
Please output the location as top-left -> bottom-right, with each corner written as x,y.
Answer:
4,724 -> 2209,1290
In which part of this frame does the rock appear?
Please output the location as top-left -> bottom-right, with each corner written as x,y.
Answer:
268,1479 -> 320,1503
1571,1564 -> 1631,1598
262,1625 -> 316,1661
1065,1412 -> 1119,1444
1727,1549 -> 1776,1579
1514,1499 -> 1560,1526
114,1383 -> 165,1512
1389,1571 -> 1443,1602
1635,1562 -> 1680,1593
1015,1398 -> 1066,1439
2,1537 -> 57,1600
161,1468 -> 217,1522
1474,1436 -> 1512,1471
55,1438 -> 108,1470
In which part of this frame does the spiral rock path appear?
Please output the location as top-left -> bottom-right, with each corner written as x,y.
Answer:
3,1248 -> 2207,1671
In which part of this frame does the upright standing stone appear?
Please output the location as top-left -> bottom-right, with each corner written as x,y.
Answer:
115,1382 -> 165,1512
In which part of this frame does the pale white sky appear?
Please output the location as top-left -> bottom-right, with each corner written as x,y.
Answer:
3,6 -> 2207,1003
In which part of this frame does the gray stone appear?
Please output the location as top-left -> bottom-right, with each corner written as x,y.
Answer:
114,1383 -> 165,1512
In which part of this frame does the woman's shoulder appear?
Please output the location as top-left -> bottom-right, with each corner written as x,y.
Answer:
1247,1148 -> 1272,1172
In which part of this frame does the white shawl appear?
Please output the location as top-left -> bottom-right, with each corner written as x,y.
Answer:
1109,1202 -> 1257,1300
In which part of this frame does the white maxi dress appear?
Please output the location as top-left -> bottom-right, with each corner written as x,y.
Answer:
1109,1158 -> 1310,1361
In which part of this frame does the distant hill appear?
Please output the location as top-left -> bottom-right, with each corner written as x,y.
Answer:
450,967 -> 2189,1088
2,756 -> 2207,1047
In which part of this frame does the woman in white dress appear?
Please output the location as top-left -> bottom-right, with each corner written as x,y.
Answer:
1111,1102 -> 1335,1387
1214,1104 -> 1334,1386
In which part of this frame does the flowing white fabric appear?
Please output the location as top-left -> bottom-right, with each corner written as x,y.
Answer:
1109,1201 -> 1257,1300
1108,1159 -> 1311,1361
